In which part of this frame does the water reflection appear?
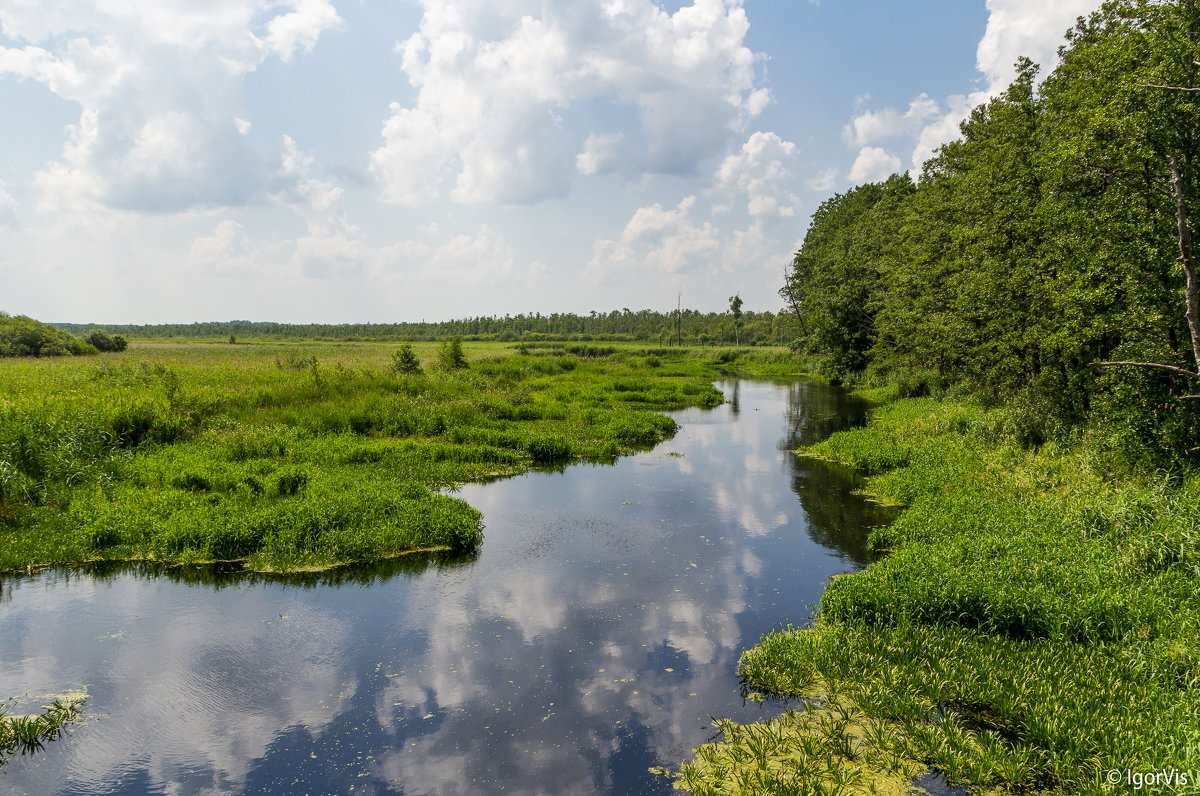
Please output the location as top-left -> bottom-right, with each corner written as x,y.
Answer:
0,379 -> 890,795
75,551 -> 478,590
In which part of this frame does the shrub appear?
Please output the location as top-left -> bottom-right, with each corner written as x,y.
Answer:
437,337 -> 468,370
608,413 -> 678,446
171,472 -> 213,492
83,330 -> 128,352
275,468 -> 309,497
0,313 -> 97,357
527,435 -> 572,463
391,344 -> 423,375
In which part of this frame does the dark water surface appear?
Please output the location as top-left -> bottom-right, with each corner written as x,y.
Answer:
0,379 -> 889,795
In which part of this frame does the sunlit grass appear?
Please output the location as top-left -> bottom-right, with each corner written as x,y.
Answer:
0,340 -> 784,571
669,396 -> 1200,794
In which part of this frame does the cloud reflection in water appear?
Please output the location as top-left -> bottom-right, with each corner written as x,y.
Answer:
0,379 -> 887,795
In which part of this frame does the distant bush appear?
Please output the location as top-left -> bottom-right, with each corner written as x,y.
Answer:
275,468 -> 309,497
564,345 -> 616,358
0,313 -> 97,357
608,413 -> 678,447
83,330 -> 128,352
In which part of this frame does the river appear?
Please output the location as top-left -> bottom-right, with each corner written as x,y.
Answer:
0,378 -> 888,795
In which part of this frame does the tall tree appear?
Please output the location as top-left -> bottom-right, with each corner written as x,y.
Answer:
1040,0 -> 1200,453
782,174 -> 914,378
729,294 -> 743,346
877,60 -> 1048,395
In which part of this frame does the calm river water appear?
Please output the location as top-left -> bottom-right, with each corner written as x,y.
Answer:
0,379 -> 888,795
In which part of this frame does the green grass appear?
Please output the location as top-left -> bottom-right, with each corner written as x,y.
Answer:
656,701 -> 928,796
0,340 -> 792,572
666,397 -> 1200,795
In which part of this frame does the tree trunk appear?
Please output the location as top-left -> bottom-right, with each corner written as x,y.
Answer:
1168,154 -> 1200,374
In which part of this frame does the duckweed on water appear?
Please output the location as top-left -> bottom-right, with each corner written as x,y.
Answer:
0,341 -> 765,572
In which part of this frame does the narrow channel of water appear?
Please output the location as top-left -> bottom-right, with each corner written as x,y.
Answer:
0,379 -> 889,795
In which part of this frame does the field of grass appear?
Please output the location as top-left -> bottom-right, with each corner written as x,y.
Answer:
0,340 -> 797,572
665,398 -> 1200,795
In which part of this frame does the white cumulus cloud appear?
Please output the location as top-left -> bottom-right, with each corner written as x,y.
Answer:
576,133 -> 626,176
0,0 -> 342,213
0,183 -> 19,229
976,0 -> 1097,93
805,167 -> 837,192
589,194 -> 719,278
370,0 -> 768,205
843,0 -> 1101,177
712,131 -> 799,218
847,146 -> 901,183
845,93 -> 939,146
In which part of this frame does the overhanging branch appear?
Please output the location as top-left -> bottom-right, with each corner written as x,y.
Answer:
1137,82 -> 1200,91
1092,360 -> 1200,380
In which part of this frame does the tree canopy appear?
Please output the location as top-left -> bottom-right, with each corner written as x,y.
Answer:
781,0 -> 1200,461
0,313 -> 97,357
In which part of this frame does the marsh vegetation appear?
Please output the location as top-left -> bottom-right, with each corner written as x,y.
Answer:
0,378 -> 881,794
663,398 -> 1200,794
0,340 -> 782,572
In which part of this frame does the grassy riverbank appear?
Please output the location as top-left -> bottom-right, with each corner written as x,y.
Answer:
0,341 -> 800,573
667,397 -> 1200,795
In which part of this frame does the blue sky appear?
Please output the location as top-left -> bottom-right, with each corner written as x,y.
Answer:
0,0 -> 1099,324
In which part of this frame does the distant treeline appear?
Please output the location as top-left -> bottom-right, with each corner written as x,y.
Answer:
55,308 -> 798,347
781,0 -> 1200,463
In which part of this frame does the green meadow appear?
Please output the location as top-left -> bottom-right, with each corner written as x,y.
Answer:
0,340 -> 803,573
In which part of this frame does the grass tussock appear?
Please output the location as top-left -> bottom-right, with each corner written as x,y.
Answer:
0,341 -> 778,572
669,397 -> 1200,794
0,691 -> 86,765
657,696 -> 928,796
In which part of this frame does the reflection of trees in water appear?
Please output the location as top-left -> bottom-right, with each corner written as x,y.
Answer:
791,458 -> 896,567
62,550 -> 479,591
781,380 -> 869,448
778,380 -> 894,566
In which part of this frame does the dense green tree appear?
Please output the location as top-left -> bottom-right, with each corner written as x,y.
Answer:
53,307 -> 789,347
728,294 -> 743,346
83,329 -> 128,352
1037,0 -> 1200,454
781,174 -> 914,378
878,60 -> 1047,395
0,313 -> 97,357
778,0 -> 1200,458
